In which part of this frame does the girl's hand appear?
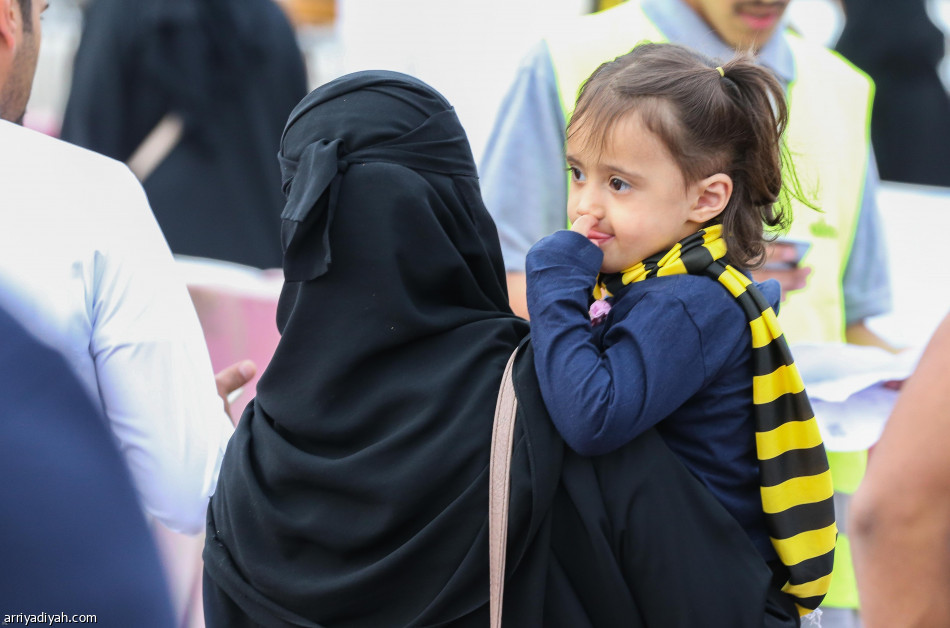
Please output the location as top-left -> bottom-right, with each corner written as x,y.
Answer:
571,214 -> 598,238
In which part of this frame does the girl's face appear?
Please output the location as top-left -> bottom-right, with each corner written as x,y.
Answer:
567,111 -> 709,274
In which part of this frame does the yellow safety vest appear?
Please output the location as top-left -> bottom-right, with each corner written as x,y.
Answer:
545,0 -> 873,345
545,0 -> 874,612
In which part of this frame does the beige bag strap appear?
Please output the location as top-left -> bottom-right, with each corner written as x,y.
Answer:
489,346 -> 520,628
126,113 -> 184,182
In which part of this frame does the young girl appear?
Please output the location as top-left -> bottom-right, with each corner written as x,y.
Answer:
526,43 -> 836,619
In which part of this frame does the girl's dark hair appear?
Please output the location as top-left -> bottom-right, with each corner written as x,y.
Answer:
569,42 -> 805,269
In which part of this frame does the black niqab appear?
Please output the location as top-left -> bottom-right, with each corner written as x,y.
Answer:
204,71 -> 536,626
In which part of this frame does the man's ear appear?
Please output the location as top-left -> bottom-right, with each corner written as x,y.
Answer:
0,0 -> 19,53
688,173 -> 732,225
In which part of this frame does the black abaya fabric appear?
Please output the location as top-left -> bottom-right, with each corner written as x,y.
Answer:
203,71 -> 786,628
204,70 -> 537,627
60,0 -> 307,268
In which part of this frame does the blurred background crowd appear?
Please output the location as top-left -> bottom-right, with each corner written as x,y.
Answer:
28,0 -> 950,168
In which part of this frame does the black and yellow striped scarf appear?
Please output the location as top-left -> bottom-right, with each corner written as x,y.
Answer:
595,225 -> 836,616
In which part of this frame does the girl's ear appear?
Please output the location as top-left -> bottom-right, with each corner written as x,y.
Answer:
688,173 -> 732,224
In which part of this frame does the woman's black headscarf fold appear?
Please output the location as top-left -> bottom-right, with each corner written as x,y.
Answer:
275,71 -> 496,284
204,71 -> 543,626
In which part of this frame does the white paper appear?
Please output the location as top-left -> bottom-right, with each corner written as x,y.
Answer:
811,386 -> 901,452
791,342 -> 923,451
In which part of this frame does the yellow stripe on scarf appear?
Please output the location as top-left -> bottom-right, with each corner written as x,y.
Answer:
785,572 -> 834,600
619,262 -> 648,286
753,365 -> 806,404
717,264 -> 754,296
771,523 -> 837,565
750,310 -> 784,349
761,470 -> 834,513
756,417 -> 824,460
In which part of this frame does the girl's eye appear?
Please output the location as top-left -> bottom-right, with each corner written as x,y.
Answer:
609,177 -> 630,192
568,166 -> 585,182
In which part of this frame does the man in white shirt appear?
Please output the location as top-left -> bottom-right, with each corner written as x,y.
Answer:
0,0 -> 252,534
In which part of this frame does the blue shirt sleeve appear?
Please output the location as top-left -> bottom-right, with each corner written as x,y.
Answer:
479,41 -> 568,273
842,148 -> 893,324
526,230 -> 713,456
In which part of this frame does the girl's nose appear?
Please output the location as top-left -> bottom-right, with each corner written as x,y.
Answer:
574,189 -> 605,219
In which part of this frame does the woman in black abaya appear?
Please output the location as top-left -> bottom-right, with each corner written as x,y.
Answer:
202,71 -> 783,627
61,0 -> 307,268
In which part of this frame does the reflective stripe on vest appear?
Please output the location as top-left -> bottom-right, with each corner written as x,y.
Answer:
545,1 -> 873,345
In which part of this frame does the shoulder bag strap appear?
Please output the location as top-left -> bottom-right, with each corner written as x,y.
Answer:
489,346 -> 520,628
126,113 -> 185,182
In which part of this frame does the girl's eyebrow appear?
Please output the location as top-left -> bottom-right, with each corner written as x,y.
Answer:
566,153 -> 645,183
601,162 -> 645,182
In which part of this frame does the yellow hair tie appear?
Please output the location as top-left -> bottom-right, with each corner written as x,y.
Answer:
715,66 -> 725,77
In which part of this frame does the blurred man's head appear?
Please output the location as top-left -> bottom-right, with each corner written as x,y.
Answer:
0,0 -> 45,124
683,0 -> 790,52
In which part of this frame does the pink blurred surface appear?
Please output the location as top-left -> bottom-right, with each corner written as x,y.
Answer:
179,257 -> 284,424
158,257 -> 284,627
188,283 -> 282,423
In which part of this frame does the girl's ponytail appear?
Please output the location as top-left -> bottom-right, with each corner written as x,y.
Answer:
714,56 -> 797,268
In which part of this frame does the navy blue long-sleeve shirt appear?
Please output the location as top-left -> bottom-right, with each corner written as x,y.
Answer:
527,230 -> 781,560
